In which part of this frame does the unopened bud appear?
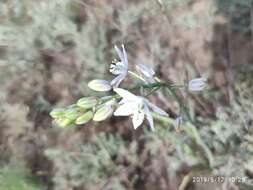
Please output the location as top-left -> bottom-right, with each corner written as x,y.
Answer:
88,79 -> 112,92
75,111 -> 93,125
77,97 -> 98,109
93,105 -> 114,122
188,78 -> 207,91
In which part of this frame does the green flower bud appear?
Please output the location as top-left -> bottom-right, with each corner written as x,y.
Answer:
93,105 -> 113,122
75,111 -> 93,125
77,97 -> 98,109
50,108 -> 65,119
88,80 -> 112,92
104,98 -> 116,106
64,108 -> 79,120
56,118 -> 74,128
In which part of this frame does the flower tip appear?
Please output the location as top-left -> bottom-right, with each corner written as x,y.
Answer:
136,63 -> 155,79
188,77 -> 207,91
174,116 -> 183,132
88,79 -> 112,92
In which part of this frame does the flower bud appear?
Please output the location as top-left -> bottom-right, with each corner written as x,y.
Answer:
174,116 -> 182,132
77,97 -> 98,109
136,63 -> 155,78
56,118 -> 74,128
88,79 -> 112,92
93,105 -> 114,122
188,78 -> 207,91
50,108 -> 65,119
64,108 -> 79,120
104,98 -> 116,106
75,111 -> 93,125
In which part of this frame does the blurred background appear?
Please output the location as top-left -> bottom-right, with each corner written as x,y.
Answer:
0,0 -> 253,189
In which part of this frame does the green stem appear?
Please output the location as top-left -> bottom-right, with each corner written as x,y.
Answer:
128,71 -> 146,82
155,77 -> 193,123
104,76 -> 191,123
107,82 -> 167,101
165,87 -> 193,123
145,86 -> 161,97
129,82 -> 167,90
127,71 -> 185,91
103,82 -> 185,105
128,82 -> 185,91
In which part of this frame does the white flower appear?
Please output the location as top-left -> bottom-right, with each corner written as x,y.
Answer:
113,88 -> 168,131
188,77 -> 207,91
110,44 -> 128,88
136,63 -> 155,79
174,116 -> 182,131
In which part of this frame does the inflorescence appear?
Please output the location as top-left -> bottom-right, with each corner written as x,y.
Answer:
50,44 -> 207,131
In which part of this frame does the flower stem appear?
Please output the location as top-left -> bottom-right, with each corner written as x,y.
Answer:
129,82 -> 166,91
128,71 -> 146,82
109,77 -> 191,123
154,77 -> 193,121
128,82 -> 185,91
145,86 -> 161,97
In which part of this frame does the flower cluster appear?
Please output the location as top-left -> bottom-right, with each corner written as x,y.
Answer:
50,44 -> 207,131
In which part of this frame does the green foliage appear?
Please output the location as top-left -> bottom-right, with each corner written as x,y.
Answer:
0,0 -> 108,79
162,0 -> 192,10
0,166 -> 43,190
44,133 -> 128,190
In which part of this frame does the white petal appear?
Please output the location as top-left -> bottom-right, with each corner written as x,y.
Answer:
121,44 -> 128,67
110,74 -> 125,87
114,102 -> 136,116
118,98 -> 127,104
144,106 -> 155,131
110,62 -> 127,75
114,88 -> 137,101
109,64 -> 120,75
188,78 -> 207,91
115,62 -> 126,71
175,116 -> 182,130
136,63 -> 155,78
132,110 -> 145,129
190,77 -> 207,83
114,45 -> 125,63
116,61 -> 128,71
147,102 -> 168,116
